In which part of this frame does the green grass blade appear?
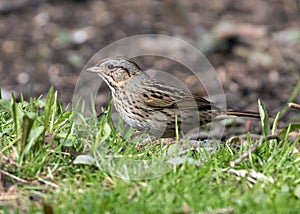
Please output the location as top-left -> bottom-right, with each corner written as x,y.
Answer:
49,91 -> 58,132
23,125 -> 45,157
20,113 -> 36,161
279,123 -> 300,140
271,112 -> 281,135
53,111 -> 72,130
258,98 -> 270,137
10,93 -> 23,138
0,99 -> 10,110
44,86 -> 54,132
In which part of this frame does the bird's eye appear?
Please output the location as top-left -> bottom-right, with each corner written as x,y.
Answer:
107,64 -> 115,70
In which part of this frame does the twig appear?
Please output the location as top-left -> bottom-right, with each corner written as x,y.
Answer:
199,207 -> 235,214
37,177 -> 59,189
0,169 -> 28,184
0,194 -> 19,201
230,140 -> 262,167
230,134 -> 280,167
266,134 -> 280,141
46,149 -> 71,156
289,102 -> 300,110
105,153 -> 145,158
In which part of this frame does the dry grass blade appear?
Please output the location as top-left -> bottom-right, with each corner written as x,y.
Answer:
0,169 -> 28,184
289,102 -> 300,110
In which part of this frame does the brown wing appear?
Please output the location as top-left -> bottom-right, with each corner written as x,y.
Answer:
140,83 -> 214,111
191,94 -> 217,111
141,90 -> 177,108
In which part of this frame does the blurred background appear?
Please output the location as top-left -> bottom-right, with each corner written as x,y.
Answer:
0,0 -> 299,123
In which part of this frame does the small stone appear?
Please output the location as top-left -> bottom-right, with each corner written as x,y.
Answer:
17,72 -> 30,85
33,12 -> 49,27
71,26 -> 96,44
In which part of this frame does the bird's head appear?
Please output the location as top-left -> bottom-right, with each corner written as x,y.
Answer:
87,56 -> 143,90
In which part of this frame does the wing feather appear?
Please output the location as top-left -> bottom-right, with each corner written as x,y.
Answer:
140,83 -> 214,111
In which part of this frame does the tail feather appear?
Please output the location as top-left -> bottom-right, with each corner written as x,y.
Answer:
226,111 -> 260,118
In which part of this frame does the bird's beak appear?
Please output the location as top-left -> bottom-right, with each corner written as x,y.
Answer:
86,66 -> 99,73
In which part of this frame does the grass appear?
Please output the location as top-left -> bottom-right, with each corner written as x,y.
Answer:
0,87 -> 300,214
